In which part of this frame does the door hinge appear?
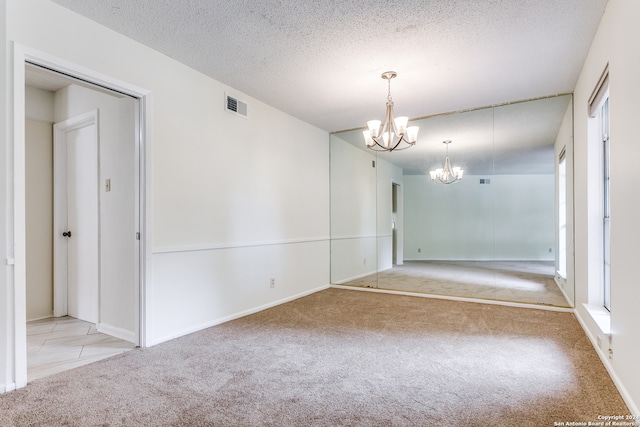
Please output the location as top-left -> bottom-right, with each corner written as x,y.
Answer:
136,232 -> 141,240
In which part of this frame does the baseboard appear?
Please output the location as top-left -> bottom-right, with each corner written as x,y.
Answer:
1,382 -> 17,394
574,310 -> 639,415
403,258 -> 555,262
149,284 -> 331,346
332,271 -> 379,284
553,276 -> 574,307
97,322 -> 136,344
26,313 -> 54,322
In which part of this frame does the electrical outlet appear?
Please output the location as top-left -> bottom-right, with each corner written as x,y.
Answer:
418,248 -> 421,253
105,178 -> 111,192
608,348 -> 613,359
269,278 -> 275,288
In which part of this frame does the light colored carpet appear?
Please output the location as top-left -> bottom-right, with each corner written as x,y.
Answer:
345,260 -> 570,307
0,288 -> 627,426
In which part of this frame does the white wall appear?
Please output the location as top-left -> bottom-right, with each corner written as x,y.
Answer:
26,86 -> 54,122
25,118 -> 53,320
25,87 -> 54,321
1,0 -> 330,391
573,0 -> 640,414
0,1 -> 9,392
404,174 -> 555,261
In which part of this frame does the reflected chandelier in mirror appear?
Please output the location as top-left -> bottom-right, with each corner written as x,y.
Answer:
430,140 -> 464,184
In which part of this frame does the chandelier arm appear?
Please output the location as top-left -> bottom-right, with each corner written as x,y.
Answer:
372,102 -> 393,147
377,103 -> 391,142
368,142 -> 391,152
389,134 -> 406,151
370,140 -> 414,151
385,101 -> 394,143
387,98 -> 400,136
443,156 -> 452,175
389,143 -> 415,151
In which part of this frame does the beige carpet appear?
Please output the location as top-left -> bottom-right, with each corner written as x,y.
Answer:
345,260 -> 570,307
0,289 -> 628,426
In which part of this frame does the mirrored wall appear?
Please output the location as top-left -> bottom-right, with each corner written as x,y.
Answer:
330,94 -> 573,307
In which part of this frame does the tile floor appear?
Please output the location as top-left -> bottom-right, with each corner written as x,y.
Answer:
27,316 -> 136,382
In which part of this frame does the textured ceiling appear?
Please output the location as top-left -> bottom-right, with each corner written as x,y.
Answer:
50,0 -> 608,133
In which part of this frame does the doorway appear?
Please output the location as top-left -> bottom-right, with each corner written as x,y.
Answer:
12,44 -> 150,389
392,183 -> 400,266
25,69 -> 138,381
27,65 -> 140,334
53,111 -> 100,324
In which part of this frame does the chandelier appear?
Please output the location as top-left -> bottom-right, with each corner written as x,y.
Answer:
363,71 -> 419,151
430,140 -> 464,184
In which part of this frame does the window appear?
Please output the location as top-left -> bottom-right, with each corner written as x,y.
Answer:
588,66 -> 610,312
601,97 -> 610,311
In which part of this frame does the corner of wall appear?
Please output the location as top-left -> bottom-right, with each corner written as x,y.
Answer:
0,0 -> 13,393
574,308 -> 639,414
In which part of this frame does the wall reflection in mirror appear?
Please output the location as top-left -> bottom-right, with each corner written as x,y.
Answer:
330,94 -> 573,308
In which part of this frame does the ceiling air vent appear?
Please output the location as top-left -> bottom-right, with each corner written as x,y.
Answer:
225,93 -> 248,118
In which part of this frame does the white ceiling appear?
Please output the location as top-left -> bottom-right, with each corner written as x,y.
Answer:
49,0 -> 608,133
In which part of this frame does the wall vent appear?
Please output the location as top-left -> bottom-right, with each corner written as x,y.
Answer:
225,94 -> 248,118
479,178 -> 491,184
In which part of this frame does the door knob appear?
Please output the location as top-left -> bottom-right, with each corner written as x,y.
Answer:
63,231 -> 72,238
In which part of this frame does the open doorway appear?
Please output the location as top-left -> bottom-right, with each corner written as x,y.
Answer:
23,63 -> 141,382
392,183 -> 399,265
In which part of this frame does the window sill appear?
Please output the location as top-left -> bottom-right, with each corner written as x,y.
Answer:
583,304 -> 611,335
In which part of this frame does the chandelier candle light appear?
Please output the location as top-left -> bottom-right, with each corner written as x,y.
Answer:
430,140 -> 464,184
363,71 -> 419,151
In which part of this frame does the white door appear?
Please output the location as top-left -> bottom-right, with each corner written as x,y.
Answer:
54,111 -> 99,324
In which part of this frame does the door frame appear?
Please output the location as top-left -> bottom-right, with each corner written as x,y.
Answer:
391,179 -> 403,267
9,42 -> 152,390
392,182 -> 399,265
53,110 -> 100,319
